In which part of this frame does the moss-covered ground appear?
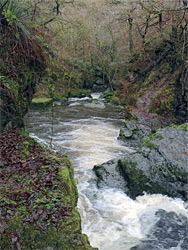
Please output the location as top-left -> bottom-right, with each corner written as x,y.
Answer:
0,129 -> 96,249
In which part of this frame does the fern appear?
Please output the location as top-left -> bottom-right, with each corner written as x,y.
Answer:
1,0 -> 31,36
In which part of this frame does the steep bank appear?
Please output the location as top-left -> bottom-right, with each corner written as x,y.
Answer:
0,129 -> 96,249
120,39 -> 188,124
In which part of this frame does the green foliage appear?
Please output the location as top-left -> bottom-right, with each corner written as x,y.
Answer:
140,137 -> 159,150
2,0 -> 30,35
0,0 -> 50,131
92,100 -> 100,104
110,95 -> 125,105
139,132 -> 163,150
170,123 -> 188,131
0,75 -> 11,89
2,8 -> 17,25
102,91 -> 113,100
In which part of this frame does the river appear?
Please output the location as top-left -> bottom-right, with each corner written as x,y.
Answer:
24,94 -> 188,250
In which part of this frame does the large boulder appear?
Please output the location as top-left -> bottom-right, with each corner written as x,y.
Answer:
94,124 -> 188,200
131,209 -> 188,250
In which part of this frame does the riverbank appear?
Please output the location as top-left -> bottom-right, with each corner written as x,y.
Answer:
0,128 -> 97,250
23,99 -> 188,250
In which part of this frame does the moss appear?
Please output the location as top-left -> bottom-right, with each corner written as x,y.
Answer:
102,90 -> 125,106
110,96 -> 124,105
160,63 -> 171,74
118,159 -> 168,198
58,166 -> 78,206
118,160 -> 149,198
68,89 -> 91,98
140,138 -> 159,150
118,129 -> 135,140
171,123 -> 188,131
93,166 -> 105,184
46,154 -> 71,165
171,165 -> 188,182
102,91 -> 113,102
143,71 -> 156,86
139,132 -> 164,150
31,97 -> 53,106
1,38 -> 45,131
58,96 -> 68,103
92,100 -> 100,104
0,211 -> 95,250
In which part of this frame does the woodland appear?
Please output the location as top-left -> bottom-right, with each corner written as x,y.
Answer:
1,0 -> 188,126
0,0 -> 188,249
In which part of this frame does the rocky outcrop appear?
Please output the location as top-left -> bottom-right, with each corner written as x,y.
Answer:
118,119 -> 162,148
93,123 -> 188,200
0,69 -> 40,131
131,209 -> 188,250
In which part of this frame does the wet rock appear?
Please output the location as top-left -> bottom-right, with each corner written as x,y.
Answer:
119,126 -> 188,200
93,159 -> 128,191
150,118 -> 162,132
126,121 -> 138,131
92,76 -> 108,92
118,119 -> 152,148
119,128 -> 133,138
131,209 -> 188,250
95,125 -> 188,200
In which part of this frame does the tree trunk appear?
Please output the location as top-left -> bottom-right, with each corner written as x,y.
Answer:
128,15 -> 133,52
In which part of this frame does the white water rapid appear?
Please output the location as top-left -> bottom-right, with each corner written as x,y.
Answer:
24,95 -> 188,250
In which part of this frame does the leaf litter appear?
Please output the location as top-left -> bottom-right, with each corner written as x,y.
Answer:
0,128 -> 73,248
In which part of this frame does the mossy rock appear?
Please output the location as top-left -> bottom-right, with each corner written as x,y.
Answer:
58,166 -> 78,206
68,90 -> 91,98
170,122 -> 188,131
91,100 -> 100,104
31,98 -> 53,106
118,159 -> 168,199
